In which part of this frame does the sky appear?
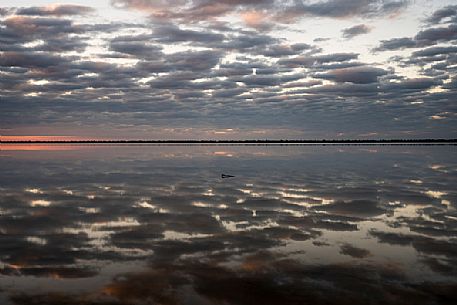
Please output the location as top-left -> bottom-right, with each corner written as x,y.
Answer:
1,0 -> 456,140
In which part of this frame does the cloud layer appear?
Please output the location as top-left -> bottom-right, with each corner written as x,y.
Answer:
0,1 -> 456,138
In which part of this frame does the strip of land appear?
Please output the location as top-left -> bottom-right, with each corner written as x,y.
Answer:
1,139 -> 456,144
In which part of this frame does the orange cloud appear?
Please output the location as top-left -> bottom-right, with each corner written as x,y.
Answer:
241,10 -> 270,29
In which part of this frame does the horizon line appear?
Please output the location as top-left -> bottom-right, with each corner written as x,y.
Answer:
2,139 -> 456,144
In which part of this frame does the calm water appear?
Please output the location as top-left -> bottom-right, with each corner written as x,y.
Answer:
0,144 -> 456,305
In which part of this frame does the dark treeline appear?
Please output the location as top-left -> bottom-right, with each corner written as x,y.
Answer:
2,139 -> 456,144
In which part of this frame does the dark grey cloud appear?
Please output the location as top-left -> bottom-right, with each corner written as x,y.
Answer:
372,37 -> 416,52
342,24 -> 371,39
168,50 -> 223,72
426,5 -> 457,24
153,23 -> 225,43
314,66 -> 388,84
308,0 -> 405,18
108,26 -> 280,57
415,23 -> 457,45
110,40 -> 163,58
276,0 -> 408,21
212,86 -> 246,98
278,52 -> 359,68
256,43 -> 317,57
16,4 -> 95,16
224,32 -> 278,51
283,80 -> 323,88
382,77 -> 441,91
3,16 -> 81,35
0,51 -> 71,69
412,45 -> 457,58
229,73 -> 302,88
139,49 -> 223,76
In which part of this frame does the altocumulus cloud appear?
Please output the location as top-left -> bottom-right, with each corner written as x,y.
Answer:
0,0 -> 456,139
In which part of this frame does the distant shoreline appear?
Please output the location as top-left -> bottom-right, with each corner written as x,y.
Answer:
1,139 -> 456,145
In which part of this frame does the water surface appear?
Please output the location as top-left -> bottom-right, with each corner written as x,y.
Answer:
1,145 -> 456,304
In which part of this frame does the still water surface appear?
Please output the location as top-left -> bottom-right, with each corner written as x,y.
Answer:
0,145 -> 456,304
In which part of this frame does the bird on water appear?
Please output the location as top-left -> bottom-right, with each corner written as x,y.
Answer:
221,174 -> 235,179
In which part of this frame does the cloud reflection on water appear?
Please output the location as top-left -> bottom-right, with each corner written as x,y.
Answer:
0,145 -> 456,304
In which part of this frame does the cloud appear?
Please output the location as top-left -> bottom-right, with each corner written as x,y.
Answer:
110,39 -> 163,58
382,78 -> 441,91
373,8 -> 457,52
140,49 -> 223,77
111,0 -> 409,29
241,10 -> 271,30
411,45 -> 457,58
278,52 -> 359,68
0,7 -> 11,16
1,2 -> 456,138
0,16 -> 86,53
0,51 -> 71,69
285,0 -> 408,19
314,66 -> 388,84
256,43 -> 316,58
372,37 -> 416,52
228,73 -> 302,88
415,24 -> 457,45
342,24 -> 371,39
223,32 -> 278,51
373,24 -> 457,51
111,0 -> 272,27
16,4 -> 94,16
3,16 -> 80,35
426,5 -> 457,24
152,23 -> 225,43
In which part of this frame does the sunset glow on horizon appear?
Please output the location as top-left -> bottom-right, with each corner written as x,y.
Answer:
1,136 -> 89,141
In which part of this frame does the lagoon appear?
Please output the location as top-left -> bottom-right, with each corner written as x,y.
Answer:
0,144 -> 456,304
